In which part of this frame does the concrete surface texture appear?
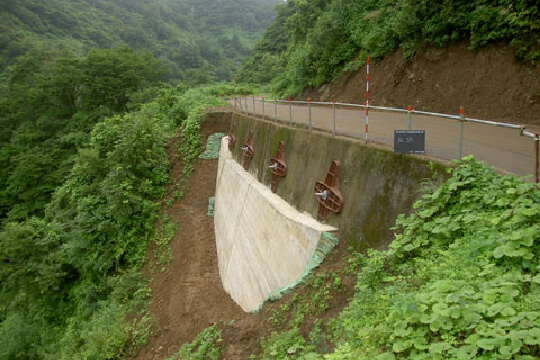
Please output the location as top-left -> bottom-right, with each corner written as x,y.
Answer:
214,137 -> 336,312
229,113 -> 445,250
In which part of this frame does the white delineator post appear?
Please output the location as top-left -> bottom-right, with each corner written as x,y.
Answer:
459,106 -> 465,159
332,99 -> 336,136
365,56 -> 370,141
534,133 -> 539,183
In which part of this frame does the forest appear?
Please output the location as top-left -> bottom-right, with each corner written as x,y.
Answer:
239,0 -> 539,96
1,0 -> 539,359
0,0 -> 276,84
0,0 -> 268,358
0,0 -> 276,223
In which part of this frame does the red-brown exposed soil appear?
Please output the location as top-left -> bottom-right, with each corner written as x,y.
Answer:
303,43 -> 540,131
132,114 -> 356,360
133,116 -> 244,360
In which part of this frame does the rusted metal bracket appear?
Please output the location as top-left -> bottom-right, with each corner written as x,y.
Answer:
228,124 -> 236,151
314,160 -> 344,222
242,130 -> 254,170
269,141 -> 287,193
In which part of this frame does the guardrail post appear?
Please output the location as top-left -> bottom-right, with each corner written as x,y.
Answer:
288,97 -> 292,126
262,97 -> 265,120
308,97 -> 312,131
245,96 -> 248,113
252,96 -> 255,113
274,98 -> 277,121
459,106 -> 465,159
534,133 -> 539,183
332,99 -> 336,136
408,105 -> 412,130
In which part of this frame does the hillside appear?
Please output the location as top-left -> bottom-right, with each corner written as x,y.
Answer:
1,0 -> 539,359
0,0 -> 277,84
240,0 -> 539,126
303,43 -> 540,127
0,0 -> 276,222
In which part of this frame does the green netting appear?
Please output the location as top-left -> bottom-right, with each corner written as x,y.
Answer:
207,196 -> 215,217
199,132 -> 225,159
253,231 -> 339,312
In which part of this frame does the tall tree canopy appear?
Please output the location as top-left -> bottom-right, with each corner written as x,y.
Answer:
240,0 -> 539,96
0,0 -> 278,84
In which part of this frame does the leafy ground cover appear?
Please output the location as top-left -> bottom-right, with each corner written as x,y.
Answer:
175,157 -> 540,359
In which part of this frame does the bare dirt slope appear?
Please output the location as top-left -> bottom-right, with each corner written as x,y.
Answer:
304,43 -> 540,131
133,115 -> 355,360
134,118 -> 245,360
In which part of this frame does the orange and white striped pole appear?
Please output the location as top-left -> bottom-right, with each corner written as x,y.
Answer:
408,105 -> 412,130
365,56 -> 370,140
308,97 -> 312,131
288,97 -> 292,125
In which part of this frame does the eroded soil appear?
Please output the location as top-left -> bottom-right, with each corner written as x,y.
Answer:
303,43 -> 540,131
133,115 -> 355,360
134,117 -> 244,359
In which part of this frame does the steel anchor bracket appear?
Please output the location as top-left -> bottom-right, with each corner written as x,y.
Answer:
228,124 -> 236,151
314,160 -> 344,222
269,141 -> 287,193
242,130 -> 254,170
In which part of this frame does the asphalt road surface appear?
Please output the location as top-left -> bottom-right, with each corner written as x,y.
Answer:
233,98 -> 538,179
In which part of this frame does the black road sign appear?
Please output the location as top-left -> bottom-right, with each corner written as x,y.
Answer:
394,130 -> 425,154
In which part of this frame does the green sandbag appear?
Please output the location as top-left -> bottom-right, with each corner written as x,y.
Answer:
199,133 -> 225,159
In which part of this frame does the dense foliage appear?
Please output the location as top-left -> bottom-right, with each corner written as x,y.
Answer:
327,158 -> 540,359
0,85 -> 225,359
177,158 -> 540,360
0,1 -> 273,356
1,0 -> 277,84
240,0 -> 540,96
0,47 -> 164,222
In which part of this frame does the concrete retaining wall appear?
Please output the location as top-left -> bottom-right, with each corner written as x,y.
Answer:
214,138 -> 336,312
229,113 -> 446,250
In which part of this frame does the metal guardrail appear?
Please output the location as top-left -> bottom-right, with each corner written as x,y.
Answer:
228,96 -> 539,182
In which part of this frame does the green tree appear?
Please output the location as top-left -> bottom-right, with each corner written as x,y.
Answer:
0,46 -> 165,221
80,47 -> 164,113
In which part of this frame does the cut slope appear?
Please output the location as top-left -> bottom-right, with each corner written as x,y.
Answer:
304,44 -> 540,130
134,118 -> 244,360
